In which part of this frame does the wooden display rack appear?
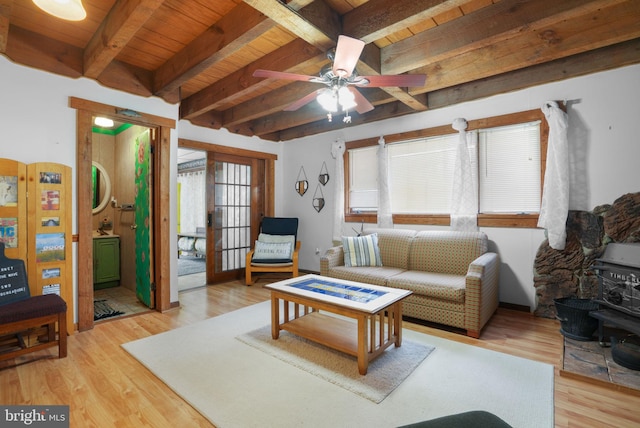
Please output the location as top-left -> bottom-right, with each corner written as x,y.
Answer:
0,158 -> 73,334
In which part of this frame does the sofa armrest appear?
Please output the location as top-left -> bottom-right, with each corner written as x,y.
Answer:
320,246 -> 344,276
464,252 -> 500,337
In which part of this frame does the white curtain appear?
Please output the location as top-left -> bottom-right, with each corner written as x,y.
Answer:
538,101 -> 569,250
331,140 -> 346,243
377,136 -> 393,228
450,118 -> 478,231
177,170 -> 206,233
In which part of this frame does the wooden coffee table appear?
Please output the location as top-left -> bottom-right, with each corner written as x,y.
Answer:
263,274 -> 412,375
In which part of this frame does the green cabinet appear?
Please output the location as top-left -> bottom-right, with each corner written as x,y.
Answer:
94,237 -> 120,289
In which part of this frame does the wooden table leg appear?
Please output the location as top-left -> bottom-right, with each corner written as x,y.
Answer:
271,294 -> 280,339
394,302 -> 403,347
357,315 -> 368,375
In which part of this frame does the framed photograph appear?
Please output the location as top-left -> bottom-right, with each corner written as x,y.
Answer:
39,172 -> 62,184
41,190 -> 60,210
0,175 -> 18,207
42,283 -> 61,296
0,217 -> 18,248
42,267 -> 61,279
42,216 -> 60,227
35,233 -> 65,262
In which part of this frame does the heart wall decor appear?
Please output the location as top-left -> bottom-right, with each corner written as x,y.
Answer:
295,166 -> 308,196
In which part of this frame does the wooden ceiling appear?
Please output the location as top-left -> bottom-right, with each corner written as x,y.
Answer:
2,0 -> 639,141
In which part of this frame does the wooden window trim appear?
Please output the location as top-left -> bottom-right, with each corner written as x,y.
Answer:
344,109 -> 548,228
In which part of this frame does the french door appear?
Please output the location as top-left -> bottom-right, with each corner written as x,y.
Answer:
206,152 -> 265,283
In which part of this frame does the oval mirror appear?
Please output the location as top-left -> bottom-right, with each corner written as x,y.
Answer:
92,161 -> 111,214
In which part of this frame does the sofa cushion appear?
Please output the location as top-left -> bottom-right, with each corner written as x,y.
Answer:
387,270 -> 466,303
325,266 -> 405,287
363,228 -> 416,269
409,231 -> 487,276
342,234 -> 382,267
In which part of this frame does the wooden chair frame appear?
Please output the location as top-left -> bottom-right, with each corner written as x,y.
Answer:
245,241 -> 300,285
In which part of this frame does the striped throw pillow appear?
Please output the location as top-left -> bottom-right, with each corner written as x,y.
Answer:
342,234 -> 383,267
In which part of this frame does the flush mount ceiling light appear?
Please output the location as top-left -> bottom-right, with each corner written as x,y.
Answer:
33,0 -> 87,21
94,117 -> 114,128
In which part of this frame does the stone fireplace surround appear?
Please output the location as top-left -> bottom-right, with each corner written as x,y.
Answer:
534,192 -> 640,319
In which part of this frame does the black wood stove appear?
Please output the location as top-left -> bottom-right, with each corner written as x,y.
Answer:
590,243 -> 640,369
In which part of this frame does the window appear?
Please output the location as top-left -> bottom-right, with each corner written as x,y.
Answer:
345,109 -> 547,227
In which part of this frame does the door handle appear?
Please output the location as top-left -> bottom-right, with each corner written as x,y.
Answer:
130,224 -> 137,230
207,212 -> 212,227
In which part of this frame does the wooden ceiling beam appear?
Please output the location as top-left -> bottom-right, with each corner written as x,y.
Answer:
95,60 -> 155,99
410,0 -> 640,94
426,39 -> 640,110
223,81 -> 320,126
382,0 -> 628,75
180,38 -> 324,119
244,0 -> 340,51
277,101 -> 416,141
83,0 -> 163,79
163,0 -> 319,109
343,0 -> 466,43
4,25 -> 83,78
152,2 -> 274,97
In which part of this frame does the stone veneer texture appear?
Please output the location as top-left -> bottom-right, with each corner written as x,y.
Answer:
533,192 -> 640,318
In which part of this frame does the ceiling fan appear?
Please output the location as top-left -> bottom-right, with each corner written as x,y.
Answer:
253,35 -> 426,123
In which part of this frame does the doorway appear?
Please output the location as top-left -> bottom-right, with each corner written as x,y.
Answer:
177,147 -> 207,292
92,124 -> 155,320
178,139 -> 277,284
72,97 -> 175,332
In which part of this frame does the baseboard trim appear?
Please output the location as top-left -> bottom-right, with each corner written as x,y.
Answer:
499,301 -> 531,313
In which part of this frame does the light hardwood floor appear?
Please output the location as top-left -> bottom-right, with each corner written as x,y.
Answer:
1,279 -> 639,427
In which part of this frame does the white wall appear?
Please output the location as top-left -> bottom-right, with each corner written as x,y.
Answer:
282,64 -> 640,311
2,53 -> 638,314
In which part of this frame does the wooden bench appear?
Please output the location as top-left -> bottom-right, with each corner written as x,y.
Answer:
0,294 -> 67,361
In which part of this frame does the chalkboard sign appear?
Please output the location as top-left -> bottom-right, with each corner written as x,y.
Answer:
0,242 -> 30,306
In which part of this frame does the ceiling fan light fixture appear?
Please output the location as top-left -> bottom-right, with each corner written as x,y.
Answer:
33,0 -> 87,21
317,89 -> 338,112
337,87 -> 357,110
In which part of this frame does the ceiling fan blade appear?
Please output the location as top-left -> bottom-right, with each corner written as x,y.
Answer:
348,87 -> 375,114
284,90 -> 320,111
353,74 -> 426,88
332,35 -> 365,78
253,69 -> 316,82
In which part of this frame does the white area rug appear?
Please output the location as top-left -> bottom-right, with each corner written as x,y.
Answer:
237,324 -> 434,403
122,301 -> 554,428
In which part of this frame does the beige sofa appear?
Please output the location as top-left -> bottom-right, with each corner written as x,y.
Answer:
320,228 -> 500,338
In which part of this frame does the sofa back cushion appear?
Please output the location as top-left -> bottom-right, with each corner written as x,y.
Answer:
363,228 -> 416,269
409,231 -> 488,275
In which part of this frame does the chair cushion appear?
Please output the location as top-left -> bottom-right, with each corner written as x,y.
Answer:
342,233 -> 383,267
0,294 -> 67,324
252,241 -> 293,263
258,233 -> 295,248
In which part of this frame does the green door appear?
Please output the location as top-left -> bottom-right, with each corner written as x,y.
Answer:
135,130 -> 154,308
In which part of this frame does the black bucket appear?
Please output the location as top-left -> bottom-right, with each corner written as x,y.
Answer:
611,335 -> 640,371
554,298 -> 599,341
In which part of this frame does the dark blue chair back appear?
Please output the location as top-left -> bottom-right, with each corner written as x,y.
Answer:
261,217 -> 298,242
